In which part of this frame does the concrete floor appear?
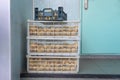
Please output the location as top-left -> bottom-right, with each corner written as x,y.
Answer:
79,59 -> 120,74
21,78 -> 120,80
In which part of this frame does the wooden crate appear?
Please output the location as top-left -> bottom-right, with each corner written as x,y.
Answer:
27,55 -> 79,73
27,21 -> 80,37
27,39 -> 80,56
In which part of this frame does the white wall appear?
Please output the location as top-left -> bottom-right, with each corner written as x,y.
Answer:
34,0 -> 80,20
0,0 -> 10,80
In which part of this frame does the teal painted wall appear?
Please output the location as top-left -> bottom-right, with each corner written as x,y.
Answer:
37,0 -> 120,55
30,0 -> 120,55
82,0 -> 120,55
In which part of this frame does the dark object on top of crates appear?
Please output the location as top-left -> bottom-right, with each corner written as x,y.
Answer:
35,7 -> 67,21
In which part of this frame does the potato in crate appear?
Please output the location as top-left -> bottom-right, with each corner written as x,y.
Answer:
29,26 -> 38,36
28,21 -> 79,36
28,39 -> 79,55
27,55 -> 79,73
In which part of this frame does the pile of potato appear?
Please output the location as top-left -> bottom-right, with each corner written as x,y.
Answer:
29,26 -> 78,36
30,41 -> 78,53
29,58 -> 77,71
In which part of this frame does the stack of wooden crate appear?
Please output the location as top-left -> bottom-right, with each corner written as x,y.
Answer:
27,20 -> 80,73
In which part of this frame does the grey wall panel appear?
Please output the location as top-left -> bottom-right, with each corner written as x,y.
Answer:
11,0 -> 23,79
0,0 -> 10,80
11,0 -> 32,80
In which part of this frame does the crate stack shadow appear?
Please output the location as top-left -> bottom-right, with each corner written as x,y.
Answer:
26,2 -> 80,73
